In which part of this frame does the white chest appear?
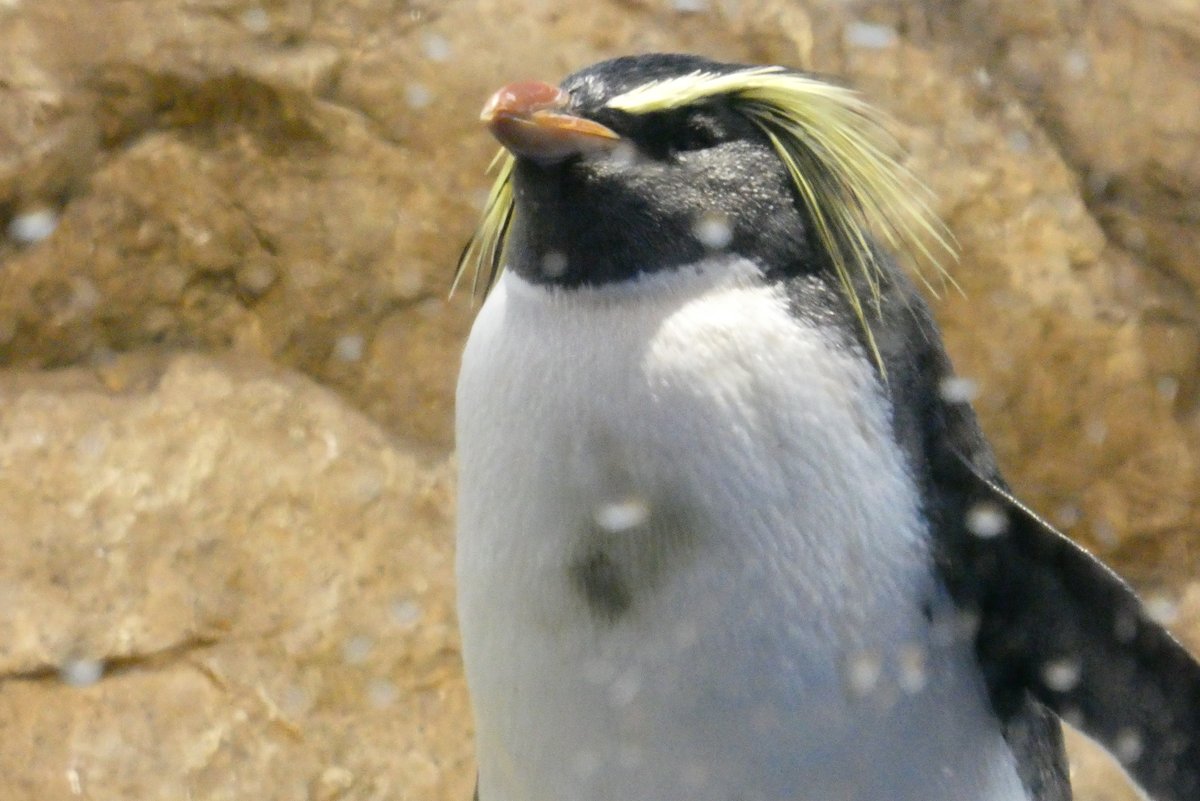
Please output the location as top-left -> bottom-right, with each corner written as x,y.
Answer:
455,262 -> 1027,801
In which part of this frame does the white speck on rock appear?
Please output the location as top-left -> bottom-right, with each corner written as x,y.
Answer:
1091,518 -> 1119,550
1055,503 -> 1081,529
74,427 -> 110,460
417,297 -> 442,317
352,470 -> 384,505
367,678 -> 399,708
70,277 -> 101,312
236,262 -> 278,297
391,268 -> 424,300
318,766 -> 354,793
342,634 -> 373,665
8,208 -> 58,244
333,334 -> 365,363
406,83 -> 433,109
1155,375 -> 1179,402
1084,418 -> 1108,445
1123,225 -> 1147,251
1008,131 -> 1032,154
389,597 -> 422,628
240,7 -> 270,33
671,0 -> 709,12
844,21 -> 898,50
66,765 -> 83,795
420,32 -> 452,62
281,684 -> 313,716
60,658 -> 104,687
1063,48 -> 1090,79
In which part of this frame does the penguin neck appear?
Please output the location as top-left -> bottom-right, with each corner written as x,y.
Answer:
501,252 -> 767,307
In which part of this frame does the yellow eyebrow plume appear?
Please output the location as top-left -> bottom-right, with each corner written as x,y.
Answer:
454,65 -> 956,374
452,149 -> 516,299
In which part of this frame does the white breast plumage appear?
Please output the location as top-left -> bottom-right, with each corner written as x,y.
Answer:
455,258 -> 1029,801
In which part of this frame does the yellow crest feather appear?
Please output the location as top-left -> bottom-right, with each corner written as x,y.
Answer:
454,65 -> 956,373
452,150 -> 515,299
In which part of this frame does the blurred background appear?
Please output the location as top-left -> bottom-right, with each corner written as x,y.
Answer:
0,0 -> 1197,799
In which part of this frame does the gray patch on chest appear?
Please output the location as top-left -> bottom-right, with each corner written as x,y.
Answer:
566,484 -> 706,625
569,547 -> 632,621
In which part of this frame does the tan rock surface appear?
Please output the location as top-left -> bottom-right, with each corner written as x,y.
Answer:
0,353 -> 470,800
0,1 -> 1197,799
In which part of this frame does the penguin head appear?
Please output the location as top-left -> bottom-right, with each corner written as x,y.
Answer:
457,54 -> 953,366
479,54 -> 811,289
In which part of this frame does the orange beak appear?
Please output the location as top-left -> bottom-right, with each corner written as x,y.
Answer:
480,81 -> 621,164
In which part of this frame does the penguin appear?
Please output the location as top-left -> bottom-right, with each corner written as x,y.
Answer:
452,54 -> 1200,801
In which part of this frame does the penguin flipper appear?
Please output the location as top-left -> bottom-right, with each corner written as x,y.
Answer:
948,451 -> 1200,801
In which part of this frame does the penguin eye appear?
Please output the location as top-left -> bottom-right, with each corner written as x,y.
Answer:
672,109 -> 725,153
619,107 -> 728,160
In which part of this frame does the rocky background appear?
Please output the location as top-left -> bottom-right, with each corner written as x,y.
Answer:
0,1 -> 1196,799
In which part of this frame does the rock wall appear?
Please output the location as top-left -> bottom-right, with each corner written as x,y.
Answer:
0,1 -> 1196,799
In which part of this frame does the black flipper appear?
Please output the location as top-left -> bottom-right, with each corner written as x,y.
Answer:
846,242 -> 1200,800
938,448 -> 1200,801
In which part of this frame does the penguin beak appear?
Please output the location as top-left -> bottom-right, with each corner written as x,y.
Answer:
481,81 -> 622,165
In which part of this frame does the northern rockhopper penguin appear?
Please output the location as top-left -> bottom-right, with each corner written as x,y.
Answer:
452,53 -> 1200,801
